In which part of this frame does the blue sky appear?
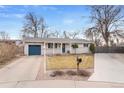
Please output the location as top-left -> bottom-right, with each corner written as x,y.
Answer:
0,5 -> 92,39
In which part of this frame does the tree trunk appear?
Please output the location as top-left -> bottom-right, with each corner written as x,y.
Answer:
102,32 -> 109,47
34,30 -> 38,38
104,38 -> 109,47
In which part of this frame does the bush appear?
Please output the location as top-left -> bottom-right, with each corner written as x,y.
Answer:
0,43 -> 18,64
89,43 -> 95,54
51,70 -> 64,77
77,70 -> 91,77
66,70 -> 77,76
71,44 -> 78,49
67,50 -> 70,54
72,44 -> 78,54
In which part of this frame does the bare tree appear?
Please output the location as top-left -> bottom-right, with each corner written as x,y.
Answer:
85,28 -> 95,41
89,5 -> 123,46
22,12 -> 47,38
109,30 -> 124,46
46,32 -> 56,38
54,30 -> 60,38
63,31 -> 69,38
62,30 -> 80,39
85,27 -> 102,46
40,17 -> 48,38
0,31 -> 10,40
43,30 -> 49,38
44,30 -> 60,38
69,31 -> 80,39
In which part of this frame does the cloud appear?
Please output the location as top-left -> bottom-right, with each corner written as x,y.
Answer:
23,5 -> 58,11
0,13 -> 9,17
0,13 -> 24,18
14,14 -> 24,18
63,19 -> 75,25
0,5 -> 5,8
41,6 -> 58,11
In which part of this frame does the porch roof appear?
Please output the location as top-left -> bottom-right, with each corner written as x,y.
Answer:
23,38 -> 93,44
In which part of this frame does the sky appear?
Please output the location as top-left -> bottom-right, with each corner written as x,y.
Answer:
0,5 -> 92,39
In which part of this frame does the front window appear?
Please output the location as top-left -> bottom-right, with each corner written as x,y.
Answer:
84,43 -> 88,47
55,43 -> 57,48
48,43 -> 53,48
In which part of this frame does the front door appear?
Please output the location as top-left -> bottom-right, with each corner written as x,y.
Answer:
62,44 -> 65,53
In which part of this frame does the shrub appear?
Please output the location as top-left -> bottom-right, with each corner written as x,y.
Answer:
67,50 -> 70,54
72,44 -> 78,49
0,43 -> 18,64
77,70 -> 91,77
89,43 -> 95,54
52,70 -> 64,76
72,44 -> 78,54
49,72 -> 56,77
66,70 -> 77,76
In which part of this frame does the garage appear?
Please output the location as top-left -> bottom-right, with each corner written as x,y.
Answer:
28,45 -> 41,55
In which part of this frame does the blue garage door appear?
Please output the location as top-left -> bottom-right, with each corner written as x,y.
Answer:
29,45 -> 41,55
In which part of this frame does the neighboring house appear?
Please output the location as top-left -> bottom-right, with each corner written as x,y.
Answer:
94,30 -> 124,46
15,40 -> 23,46
23,38 -> 93,56
108,31 -> 124,46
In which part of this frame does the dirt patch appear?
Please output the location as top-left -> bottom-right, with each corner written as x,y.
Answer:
0,56 -> 21,69
44,68 -> 93,81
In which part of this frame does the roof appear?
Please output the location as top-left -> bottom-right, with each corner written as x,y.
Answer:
23,38 -> 93,43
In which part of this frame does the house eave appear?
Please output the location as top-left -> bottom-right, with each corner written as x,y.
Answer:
23,38 -> 93,44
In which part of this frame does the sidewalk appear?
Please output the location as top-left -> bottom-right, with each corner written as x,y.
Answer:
0,80 -> 124,88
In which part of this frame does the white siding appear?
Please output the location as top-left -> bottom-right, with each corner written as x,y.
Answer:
65,44 -> 70,53
24,42 -> 91,56
46,48 -> 53,55
24,44 -> 28,56
71,43 -> 90,54
54,48 -> 62,54
45,44 -> 62,55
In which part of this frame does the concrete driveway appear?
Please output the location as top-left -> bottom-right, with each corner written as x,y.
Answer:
89,53 -> 124,83
0,54 -> 124,87
0,56 -> 43,82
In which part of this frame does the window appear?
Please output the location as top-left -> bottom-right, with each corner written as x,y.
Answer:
48,43 -> 53,48
84,43 -> 88,47
55,43 -> 57,48
58,43 -> 61,48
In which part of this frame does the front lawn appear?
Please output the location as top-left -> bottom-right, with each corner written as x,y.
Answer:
47,54 -> 94,70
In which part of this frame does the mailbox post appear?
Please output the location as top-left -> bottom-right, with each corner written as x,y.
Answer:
76,56 -> 82,72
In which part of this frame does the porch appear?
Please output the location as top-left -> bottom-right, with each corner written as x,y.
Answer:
44,42 -> 72,55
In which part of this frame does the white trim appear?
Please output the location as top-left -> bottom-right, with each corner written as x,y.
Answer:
43,42 -> 46,73
53,42 -> 55,55
70,43 -> 72,53
61,43 -> 62,54
24,42 -> 91,56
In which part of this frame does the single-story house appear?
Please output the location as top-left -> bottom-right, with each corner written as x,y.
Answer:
23,38 -> 93,56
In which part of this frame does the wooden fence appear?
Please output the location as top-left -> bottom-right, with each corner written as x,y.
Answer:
95,46 -> 124,53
